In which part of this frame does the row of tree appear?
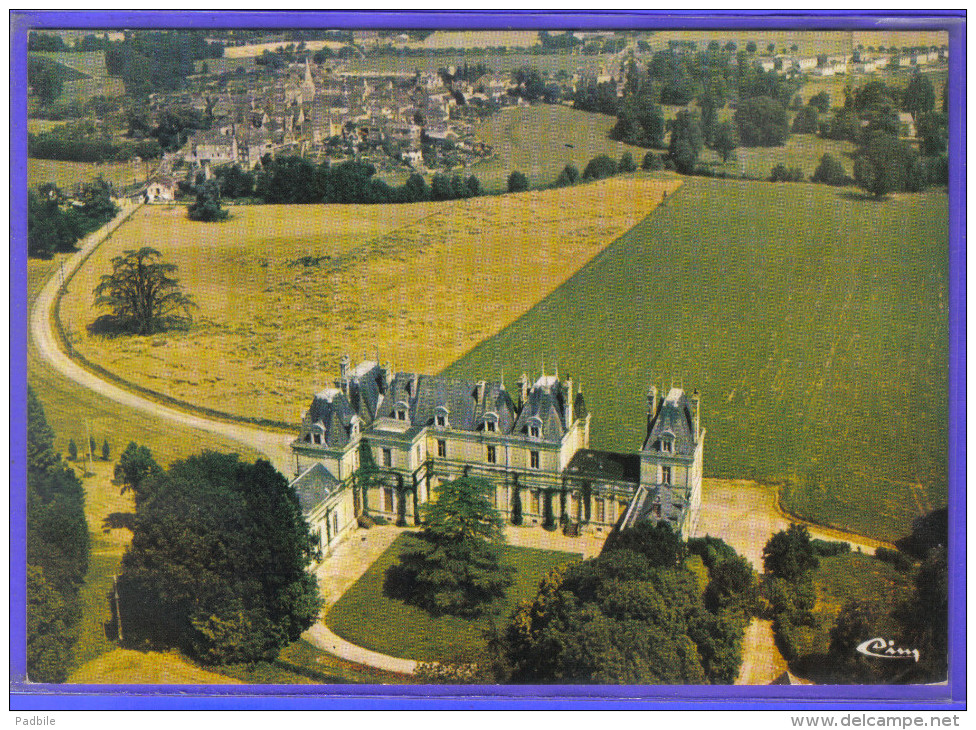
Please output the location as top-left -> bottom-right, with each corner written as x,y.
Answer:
27,178 -> 118,259
28,130 -> 161,164
238,156 -> 484,206
26,388 -> 91,682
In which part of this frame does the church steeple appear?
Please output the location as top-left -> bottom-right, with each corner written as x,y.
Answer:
302,57 -> 316,101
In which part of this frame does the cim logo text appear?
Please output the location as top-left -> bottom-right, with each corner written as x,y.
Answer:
856,637 -> 920,662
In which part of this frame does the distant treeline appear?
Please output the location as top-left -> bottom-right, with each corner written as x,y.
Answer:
28,131 -> 161,163
215,156 -> 484,205
29,30 -> 223,98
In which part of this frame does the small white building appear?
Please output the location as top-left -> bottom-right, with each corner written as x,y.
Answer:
144,177 -> 176,203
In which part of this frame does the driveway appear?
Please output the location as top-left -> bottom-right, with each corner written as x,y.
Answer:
695,478 -> 883,569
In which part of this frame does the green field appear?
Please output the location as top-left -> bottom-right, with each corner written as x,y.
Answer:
470,105 -> 650,192
442,176 -> 948,541
699,133 -> 857,179
28,158 -> 152,193
327,533 -> 581,662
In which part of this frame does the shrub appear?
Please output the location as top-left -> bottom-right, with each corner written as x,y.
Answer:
618,151 -> 637,173
874,546 -> 913,572
769,163 -> 804,183
811,153 -> 851,186
810,539 -> 851,557
507,170 -> 529,193
641,151 -> 663,171
582,154 -> 618,181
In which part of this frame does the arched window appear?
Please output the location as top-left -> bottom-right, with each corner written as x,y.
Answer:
484,411 -> 498,433
435,406 -> 450,428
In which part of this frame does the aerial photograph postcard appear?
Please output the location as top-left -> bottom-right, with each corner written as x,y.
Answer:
12,11 -> 963,708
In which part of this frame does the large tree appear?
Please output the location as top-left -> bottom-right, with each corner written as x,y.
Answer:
853,133 -> 926,197
667,110 -> 703,174
734,96 -> 790,146
115,452 -> 321,664
93,247 -> 197,335
762,524 -> 818,582
114,442 -> 162,506
506,524 -> 750,684
386,476 -> 513,617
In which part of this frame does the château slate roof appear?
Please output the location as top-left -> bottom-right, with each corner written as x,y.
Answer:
307,387 -> 357,448
342,360 -> 386,424
643,387 -> 697,456
564,449 -> 641,484
377,373 -> 517,434
290,462 -> 340,513
512,375 -> 569,443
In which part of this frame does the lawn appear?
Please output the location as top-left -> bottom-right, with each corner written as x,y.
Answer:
27,158 -> 153,192
787,552 -> 914,674
59,176 -> 679,426
699,133 -> 857,180
69,639 -> 413,685
469,105 -> 649,192
327,533 -> 581,662
441,176 -> 948,541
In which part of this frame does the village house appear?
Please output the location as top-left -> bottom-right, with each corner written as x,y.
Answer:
143,176 -> 177,203
290,357 -> 705,557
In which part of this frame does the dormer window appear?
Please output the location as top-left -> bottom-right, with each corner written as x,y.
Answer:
484,412 -> 498,433
528,417 -> 542,440
530,426 -> 540,438
435,406 -> 450,429
395,400 -> 409,422
661,433 -> 674,454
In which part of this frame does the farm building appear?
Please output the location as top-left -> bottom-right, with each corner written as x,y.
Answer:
143,177 -> 177,203
291,357 -> 705,557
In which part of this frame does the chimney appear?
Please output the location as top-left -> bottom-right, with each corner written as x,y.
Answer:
690,389 -> 701,441
647,384 -> 658,421
564,377 -> 574,426
517,373 -> 529,410
475,380 -> 486,404
339,354 -> 350,379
